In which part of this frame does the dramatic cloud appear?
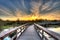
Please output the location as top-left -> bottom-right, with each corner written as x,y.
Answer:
0,0 -> 60,20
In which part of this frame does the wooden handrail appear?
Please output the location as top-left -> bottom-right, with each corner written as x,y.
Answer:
0,23 -> 30,40
0,27 -> 18,39
34,23 -> 60,40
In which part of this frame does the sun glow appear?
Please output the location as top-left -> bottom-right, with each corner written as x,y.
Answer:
1,10 -> 60,21
1,13 -> 60,21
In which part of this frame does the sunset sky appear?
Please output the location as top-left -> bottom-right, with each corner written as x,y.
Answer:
0,0 -> 60,21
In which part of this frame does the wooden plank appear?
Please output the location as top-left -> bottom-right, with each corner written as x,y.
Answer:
0,27 -> 18,38
17,25 -> 41,40
34,23 -> 60,40
0,23 -> 28,39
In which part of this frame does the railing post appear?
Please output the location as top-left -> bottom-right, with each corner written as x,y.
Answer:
16,30 -> 18,40
0,39 -> 2,40
34,23 -> 60,40
41,30 -> 44,40
0,37 -> 4,40
0,38 -> 3,40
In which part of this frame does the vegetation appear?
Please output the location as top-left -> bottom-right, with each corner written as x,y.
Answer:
0,19 -> 60,32
0,19 -> 26,32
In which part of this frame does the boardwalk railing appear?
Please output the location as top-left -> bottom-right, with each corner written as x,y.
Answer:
34,23 -> 60,40
0,23 -> 31,40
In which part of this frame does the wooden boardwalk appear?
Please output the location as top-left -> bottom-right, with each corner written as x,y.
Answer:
0,23 -> 60,40
17,25 -> 41,40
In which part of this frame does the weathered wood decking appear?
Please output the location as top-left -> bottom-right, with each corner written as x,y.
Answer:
17,25 -> 41,40
0,23 -> 60,40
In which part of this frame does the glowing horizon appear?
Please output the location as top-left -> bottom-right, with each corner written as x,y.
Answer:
0,13 -> 60,21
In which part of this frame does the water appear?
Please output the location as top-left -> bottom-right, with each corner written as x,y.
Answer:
4,36 -> 11,40
47,25 -> 60,34
46,25 -> 60,40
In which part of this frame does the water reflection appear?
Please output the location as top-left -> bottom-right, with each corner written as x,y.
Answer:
47,25 -> 60,34
4,36 -> 11,40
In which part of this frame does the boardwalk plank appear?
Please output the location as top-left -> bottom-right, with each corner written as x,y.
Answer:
17,25 -> 41,40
